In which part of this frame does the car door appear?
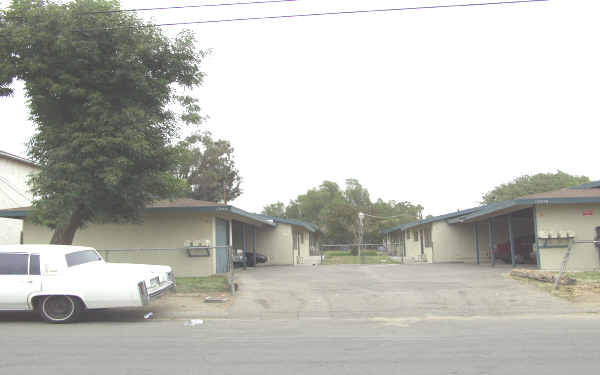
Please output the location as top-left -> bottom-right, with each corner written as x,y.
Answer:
0,253 -> 42,310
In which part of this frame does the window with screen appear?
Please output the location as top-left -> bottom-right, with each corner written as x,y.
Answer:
424,228 -> 433,248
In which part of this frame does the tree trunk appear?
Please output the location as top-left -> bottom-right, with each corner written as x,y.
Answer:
50,210 -> 84,245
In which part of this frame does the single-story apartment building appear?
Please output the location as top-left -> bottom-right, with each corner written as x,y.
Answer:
383,181 -> 600,271
0,150 -> 39,245
0,199 -> 318,277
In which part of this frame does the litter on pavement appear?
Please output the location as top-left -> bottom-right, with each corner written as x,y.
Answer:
143,312 -> 153,319
204,296 -> 228,303
184,319 -> 204,327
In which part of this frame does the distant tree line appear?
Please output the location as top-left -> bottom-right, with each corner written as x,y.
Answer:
262,179 -> 424,248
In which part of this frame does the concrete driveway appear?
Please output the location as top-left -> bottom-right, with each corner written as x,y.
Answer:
230,263 -> 599,319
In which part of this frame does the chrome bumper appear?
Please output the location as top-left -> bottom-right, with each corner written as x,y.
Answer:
149,281 -> 176,300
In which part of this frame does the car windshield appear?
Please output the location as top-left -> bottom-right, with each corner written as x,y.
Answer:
65,250 -> 102,267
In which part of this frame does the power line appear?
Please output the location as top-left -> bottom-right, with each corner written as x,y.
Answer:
97,0 -> 548,29
77,0 -> 305,15
0,0 -> 305,18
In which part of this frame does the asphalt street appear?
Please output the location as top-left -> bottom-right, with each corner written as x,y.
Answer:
1,315 -> 600,374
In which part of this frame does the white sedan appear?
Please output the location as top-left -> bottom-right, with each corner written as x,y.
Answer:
0,245 -> 175,323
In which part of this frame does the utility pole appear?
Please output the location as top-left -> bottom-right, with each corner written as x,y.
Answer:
358,212 -> 365,258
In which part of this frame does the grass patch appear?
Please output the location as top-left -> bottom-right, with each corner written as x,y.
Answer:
323,250 -> 378,257
175,276 -> 229,293
512,271 -> 600,302
322,255 -> 400,265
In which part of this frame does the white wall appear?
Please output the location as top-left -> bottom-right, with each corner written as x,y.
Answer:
0,157 -> 37,245
23,211 -> 216,277
537,204 -> 600,271
255,223 -> 294,265
431,221 -> 477,263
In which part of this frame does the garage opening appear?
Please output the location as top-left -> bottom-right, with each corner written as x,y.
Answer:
488,207 -> 537,267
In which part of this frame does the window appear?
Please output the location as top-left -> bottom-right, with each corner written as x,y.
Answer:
424,227 -> 432,248
414,230 -> 419,242
0,253 -> 28,275
300,231 -> 305,244
65,250 -> 102,267
29,254 -> 41,275
292,232 -> 299,250
406,230 -> 410,240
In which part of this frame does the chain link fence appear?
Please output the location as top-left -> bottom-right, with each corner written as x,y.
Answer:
98,245 -> 238,295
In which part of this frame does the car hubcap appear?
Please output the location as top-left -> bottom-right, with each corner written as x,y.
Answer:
44,296 -> 74,321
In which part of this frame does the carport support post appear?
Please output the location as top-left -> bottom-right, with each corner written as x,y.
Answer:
242,223 -> 247,269
420,229 -> 424,257
473,223 -> 480,265
488,218 -> 496,266
508,214 -> 516,268
533,206 -> 541,269
252,226 -> 257,267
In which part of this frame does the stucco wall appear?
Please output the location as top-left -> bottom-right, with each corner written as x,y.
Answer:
404,227 -> 423,260
0,157 -> 37,245
293,226 -> 311,263
432,221 -> 477,263
22,211 -> 216,277
255,223 -> 294,265
537,204 -> 600,271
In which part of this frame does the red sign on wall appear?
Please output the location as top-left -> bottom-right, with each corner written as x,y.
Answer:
583,209 -> 593,216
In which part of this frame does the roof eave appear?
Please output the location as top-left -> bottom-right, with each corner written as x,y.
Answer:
448,197 -> 600,224
0,205 -> 278,227
382,207 -> 483,234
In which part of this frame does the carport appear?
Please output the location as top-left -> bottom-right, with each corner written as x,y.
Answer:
231,220 -> 258,267
450,202 -> 538,268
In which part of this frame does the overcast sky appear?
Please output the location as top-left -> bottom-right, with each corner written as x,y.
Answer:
1,0 -> 598,217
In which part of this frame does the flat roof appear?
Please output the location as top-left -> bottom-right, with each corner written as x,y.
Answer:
382,207 -> 482,234
383,183 -> 600,231
252,213 -> 318,233
449,186 -> 600,224
0,199 -> 323,230
569,180 -> 600,189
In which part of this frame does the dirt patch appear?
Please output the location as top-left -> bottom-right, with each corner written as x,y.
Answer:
561,283 -> 600,303
150,292 -> 233,317
512,273 -> 600,304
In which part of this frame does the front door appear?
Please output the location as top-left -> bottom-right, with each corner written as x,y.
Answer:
0,253 -> 42,310
215,219 -> 230,274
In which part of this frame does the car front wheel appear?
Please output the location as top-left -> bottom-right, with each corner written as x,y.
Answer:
39,295 -> 82,324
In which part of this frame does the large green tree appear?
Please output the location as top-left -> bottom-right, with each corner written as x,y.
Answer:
262,179 -> 422,247
174,132 -> 242,203
262,202 -> 286,218
482,171 -> 591,204
1,0 -> 205,244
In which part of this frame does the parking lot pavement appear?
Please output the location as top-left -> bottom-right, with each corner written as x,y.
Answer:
4,264 -> 598,324
229,263 -> 600,319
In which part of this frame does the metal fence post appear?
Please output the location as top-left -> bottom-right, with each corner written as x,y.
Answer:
554,239 -> 574,290
229,246 -> 236,296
